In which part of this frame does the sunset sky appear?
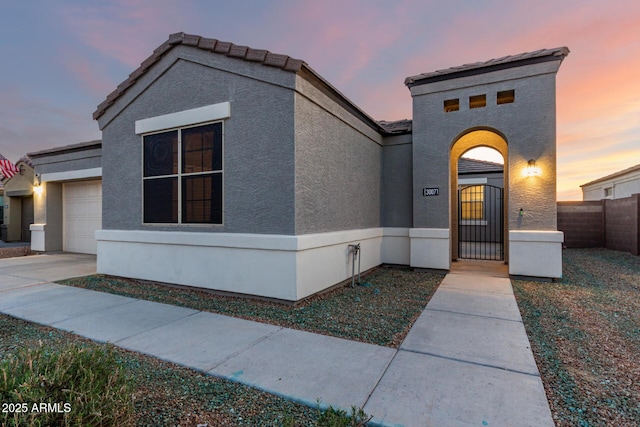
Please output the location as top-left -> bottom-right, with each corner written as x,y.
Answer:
1,0 -> 638,200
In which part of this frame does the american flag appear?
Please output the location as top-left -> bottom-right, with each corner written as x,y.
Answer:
0,154 -> 19,179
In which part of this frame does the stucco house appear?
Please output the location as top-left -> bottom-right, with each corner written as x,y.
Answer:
581,163 -> 640,200
31,32 -> 568,301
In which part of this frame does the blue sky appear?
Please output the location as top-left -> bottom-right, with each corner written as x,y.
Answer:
1,0 -> 638,199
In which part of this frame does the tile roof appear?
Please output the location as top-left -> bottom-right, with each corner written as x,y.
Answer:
405,47 -> 570,87
377,119 -> 412,134
93,32 -> 307,121
458,157 -> 504,175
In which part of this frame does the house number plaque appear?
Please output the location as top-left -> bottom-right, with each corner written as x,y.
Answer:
423,187 -> 439,196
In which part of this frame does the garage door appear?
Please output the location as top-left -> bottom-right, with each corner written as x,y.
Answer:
63,180 -> 102,254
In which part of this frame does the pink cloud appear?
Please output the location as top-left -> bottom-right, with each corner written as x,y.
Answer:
60,0 -> 184,68
273,1 -> 410,86
59,51 -> 115,97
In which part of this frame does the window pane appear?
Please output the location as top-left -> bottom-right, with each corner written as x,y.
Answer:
144,131 -> 178,177
461,186 -> 484,220
462,202 -> 483,220
144,177 -> 178,223
460,185 -> 484,202
182,173 -> 222,224
182,123 -> 222,173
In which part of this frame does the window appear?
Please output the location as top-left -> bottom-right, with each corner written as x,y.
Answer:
604,187 -> 613,198
143,122 -> 223,224
460,185 -> 484,220
469,95 -> 486,109
497,90 -> 515,105
444,98 -> 459,113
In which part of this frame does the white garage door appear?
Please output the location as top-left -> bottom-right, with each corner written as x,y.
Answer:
63,180 -> 102,254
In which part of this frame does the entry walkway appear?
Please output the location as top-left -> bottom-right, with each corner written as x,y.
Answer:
0,254 -> 553,426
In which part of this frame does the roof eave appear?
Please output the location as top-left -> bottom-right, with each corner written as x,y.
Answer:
405,47 -> 570,88
580,163 -> 640,188
92,32 -> 307,121
28,140 -> 102,158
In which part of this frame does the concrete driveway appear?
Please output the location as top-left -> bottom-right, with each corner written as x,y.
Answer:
0,253 -> 97,290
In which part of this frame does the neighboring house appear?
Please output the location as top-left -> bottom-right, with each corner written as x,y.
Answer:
33,32 -> 568,301
581,163 -> 640,200
2,156 -> 35,242
28,141 -> 102,254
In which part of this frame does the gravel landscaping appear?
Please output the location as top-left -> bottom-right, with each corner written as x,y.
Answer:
513,248 -> 640,427
59,267 -> 444,348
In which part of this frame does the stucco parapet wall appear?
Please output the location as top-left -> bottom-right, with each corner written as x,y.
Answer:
409,60 -> 563,97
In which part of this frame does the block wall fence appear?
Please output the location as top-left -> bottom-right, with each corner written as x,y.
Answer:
558,194 -> 640,255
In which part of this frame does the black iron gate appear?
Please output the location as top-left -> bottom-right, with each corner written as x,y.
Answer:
458,184 -> 503,260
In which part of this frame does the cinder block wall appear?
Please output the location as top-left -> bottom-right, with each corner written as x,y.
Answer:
604,195 -> 640,255
557,201 -> 603,248
557,196 -> 640,255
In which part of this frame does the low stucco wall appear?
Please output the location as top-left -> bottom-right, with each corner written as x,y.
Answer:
96,227 -> 411,302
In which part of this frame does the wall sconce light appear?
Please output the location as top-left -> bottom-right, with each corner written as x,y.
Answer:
33,174 -> 43,195
526,159 -> 540,177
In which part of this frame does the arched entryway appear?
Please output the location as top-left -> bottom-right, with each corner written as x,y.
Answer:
450,129 -> 509,264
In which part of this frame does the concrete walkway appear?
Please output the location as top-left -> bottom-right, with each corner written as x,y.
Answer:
0,254 -> 553,427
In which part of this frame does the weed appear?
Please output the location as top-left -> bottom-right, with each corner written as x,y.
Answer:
0,342 -> 134,427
